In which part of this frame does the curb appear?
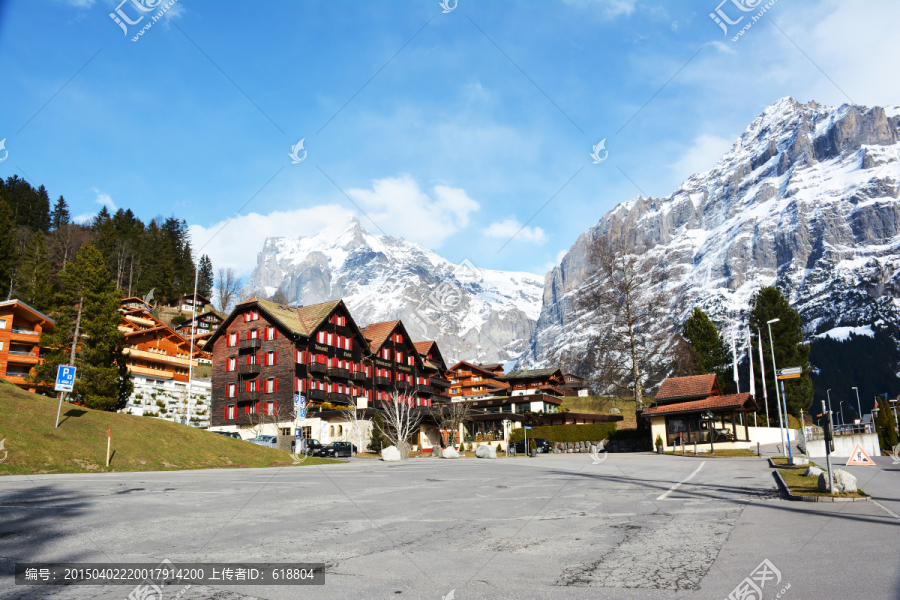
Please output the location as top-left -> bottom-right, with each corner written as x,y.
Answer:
767,457 -> 810,469
772,468 -> 868,502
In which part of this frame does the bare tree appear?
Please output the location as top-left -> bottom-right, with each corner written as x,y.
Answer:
215,268 -> 241,312
269,288 -> 290,305
339,405 -> 370,454
375,392 -> 425,459
430,399 -> 472,450
574,226 -> 673,411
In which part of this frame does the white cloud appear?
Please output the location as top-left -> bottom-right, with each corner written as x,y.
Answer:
189,204 -> 354,275
346,175 -> 479,246
706,40 -> 736,55
483,218 -> 548,244
189,176 -> 479,276
670,134 -> 734,180
556,249 -> 568,264
92,188 -> 117,212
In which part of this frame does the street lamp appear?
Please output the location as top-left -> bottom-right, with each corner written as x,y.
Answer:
891,398 -> 899,434
703,410 -> 715,454
852,387 -> 862,425
839,401 -> 845,427
766,319 -> 787,454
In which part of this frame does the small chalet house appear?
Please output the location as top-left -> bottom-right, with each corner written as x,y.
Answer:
501,367 -> 566,396
208,298 -> 373,437
169,293 -> 211,313
448,361 -> 509,400
361,320 -> 438,407
0,300 -> 55,391
174,310 -> 224,351
643,374 -> 759,451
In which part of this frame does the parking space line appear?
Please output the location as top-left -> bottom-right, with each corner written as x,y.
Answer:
656,461 -> 706,500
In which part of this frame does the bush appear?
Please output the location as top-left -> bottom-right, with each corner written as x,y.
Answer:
508,423 -> 618,444
156,400 -> 165,408
496,443 -> 502,453
529,438 -> 536,450
655,434 -> 664,448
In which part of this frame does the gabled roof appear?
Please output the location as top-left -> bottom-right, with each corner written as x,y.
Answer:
361,320 -> 401,352
205,298 -> 366,347
0,299 -> 55,325
413,341 -> 436,356
479,363 -> 503,371
503,367 -> 562,380
413,341 -> 446,369
655,374 -> 719,401
449,360 -> 503,378
642,393 -> 757,416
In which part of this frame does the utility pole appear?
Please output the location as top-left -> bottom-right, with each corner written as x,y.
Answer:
852,387 -> 862,425
55,293 -> 83,428
822,400 -> 835,496
766,319 -> 786,454
186,263 -> 199,427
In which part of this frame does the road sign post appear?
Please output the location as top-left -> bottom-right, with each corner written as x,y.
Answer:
524,426 -> 531,458
53,365 -> 77,428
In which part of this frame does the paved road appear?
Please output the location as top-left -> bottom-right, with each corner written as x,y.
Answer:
1,453 -> 898,600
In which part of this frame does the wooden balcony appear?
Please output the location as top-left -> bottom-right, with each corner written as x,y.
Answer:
129,365 -> 174,379
430,377 -> 451,388
124,348 -> 195,367
238,363 -> 260,375
327,392 -> 352,404
416,384 -> 434,394
5,351 -> 39,364
326,367 -> 351,379
396,381 -> 411,390
306,389 -> 327,401
239,338 -> 262,350
351,371 -> 368,381
307,363 -> 327,374
239,390 -> 261,401
374,376 -> 392,386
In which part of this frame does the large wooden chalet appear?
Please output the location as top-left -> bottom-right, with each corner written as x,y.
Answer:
501,367 -> 566,396
447,361 -> 509,400
0,300 -> 55,391
174,310 -> 224,350
207,298 -> 454,432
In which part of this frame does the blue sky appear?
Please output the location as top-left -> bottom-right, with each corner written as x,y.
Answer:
2,0 -> 899,279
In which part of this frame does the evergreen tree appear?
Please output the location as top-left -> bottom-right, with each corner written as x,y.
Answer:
18,231 -> 52,311
31,245 -> 131,410
0,199 -> 16,298
198,254 -> 214,299
876,397 -> 899,451
50,196 -> 70,230
749,287 -> 813,418
682,307 -> 732,392
369,411 -> 388,453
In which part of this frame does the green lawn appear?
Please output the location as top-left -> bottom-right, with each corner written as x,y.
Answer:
0,380 -> 339,475
558,396 -> 636,418
663,449 -> 759,457
772,459 -> 866,498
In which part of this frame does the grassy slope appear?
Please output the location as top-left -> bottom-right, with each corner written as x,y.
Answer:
0,380 -> 338,475
558,396 -> 638,428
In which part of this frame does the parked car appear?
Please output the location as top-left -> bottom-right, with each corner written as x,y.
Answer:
248,435 -> 277,448
212,431 -> 241,440
513,438 -> 551,454
314,442 -> 357,458
296,438 -> 323,455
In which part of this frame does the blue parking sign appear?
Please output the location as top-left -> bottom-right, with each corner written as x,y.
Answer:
55,365 -> 76,392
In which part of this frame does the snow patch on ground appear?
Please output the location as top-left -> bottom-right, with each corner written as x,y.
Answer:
815,325 -> 874,342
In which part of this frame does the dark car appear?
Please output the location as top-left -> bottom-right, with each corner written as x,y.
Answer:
314,442 -> 357,458
513,437 -> 551,454
297,438 -> 323,455
212,431 -> 241,440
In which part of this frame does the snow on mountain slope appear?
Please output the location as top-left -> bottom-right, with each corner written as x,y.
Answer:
242,216 -> 544,363
517,97 -> 900,372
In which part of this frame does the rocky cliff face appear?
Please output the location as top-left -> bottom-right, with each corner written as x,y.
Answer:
518,98 -> 900,371
241,217 -> 544,364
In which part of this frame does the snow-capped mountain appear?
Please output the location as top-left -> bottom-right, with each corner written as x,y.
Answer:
241,217 -> 544,364
518,97 -> 900,371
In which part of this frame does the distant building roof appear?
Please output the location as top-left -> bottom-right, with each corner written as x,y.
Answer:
655,374 -> 719,401
361,320 -> 402,352
503,367 -> 562,380
0,299 -> 55,325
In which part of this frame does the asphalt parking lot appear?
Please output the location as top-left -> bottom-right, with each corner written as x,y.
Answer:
1,453 -> 898,600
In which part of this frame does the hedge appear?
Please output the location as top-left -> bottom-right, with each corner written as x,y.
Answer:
508,423 -> 618,444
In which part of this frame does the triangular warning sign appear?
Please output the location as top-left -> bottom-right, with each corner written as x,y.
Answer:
846,444 -> 876,466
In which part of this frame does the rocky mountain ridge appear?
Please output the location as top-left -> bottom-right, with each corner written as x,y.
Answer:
517,97 -> 900,372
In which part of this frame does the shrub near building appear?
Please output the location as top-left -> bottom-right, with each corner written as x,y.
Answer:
508,422 -> 618,444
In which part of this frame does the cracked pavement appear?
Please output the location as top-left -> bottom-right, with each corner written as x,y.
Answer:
1,453 -> 898,600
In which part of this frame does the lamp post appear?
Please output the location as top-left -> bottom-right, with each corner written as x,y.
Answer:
703,410 -> 715,454
852,387 -> 862,425
873,401 -> 880,437
839,401 -> 845,428
503,419 -> 511,456
766,319 -> 786,454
